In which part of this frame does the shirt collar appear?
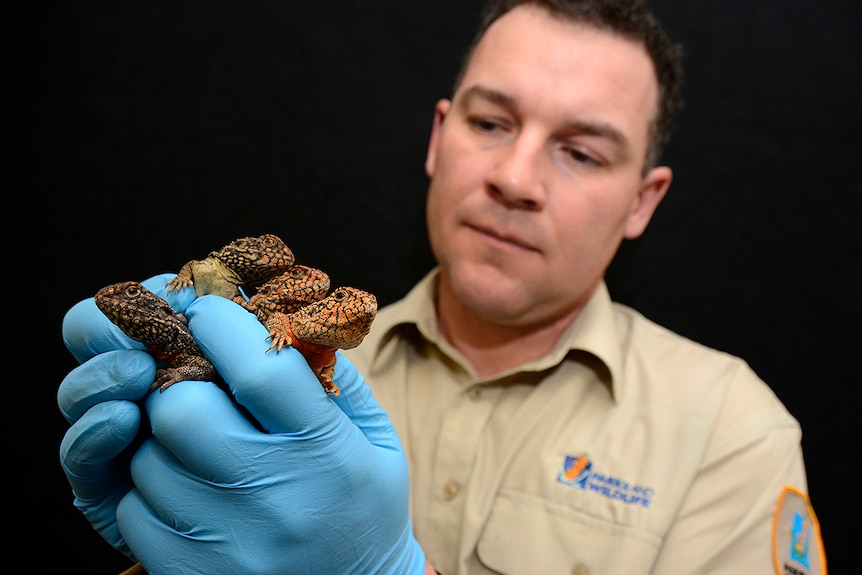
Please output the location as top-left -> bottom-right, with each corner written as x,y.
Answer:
370,268 -> 623,399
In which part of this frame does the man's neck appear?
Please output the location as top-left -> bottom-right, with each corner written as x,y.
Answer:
435,285 -> 586,380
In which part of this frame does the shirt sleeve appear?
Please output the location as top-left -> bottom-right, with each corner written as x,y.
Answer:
651,366 -> 824,574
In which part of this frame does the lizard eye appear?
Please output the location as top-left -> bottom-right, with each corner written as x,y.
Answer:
125,285 -> 141,297
290,266 -> 304,278
332,289 -> 347,301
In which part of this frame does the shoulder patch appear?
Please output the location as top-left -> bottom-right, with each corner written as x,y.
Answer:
772,485 -> 827,575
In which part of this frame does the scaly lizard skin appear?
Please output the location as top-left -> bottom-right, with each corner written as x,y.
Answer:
233,264 -> 331,324
166,234 -> 295,298
94,281 -> 217,392
265,286 -> 378,396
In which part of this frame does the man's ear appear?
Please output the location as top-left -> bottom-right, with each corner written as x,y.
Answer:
623,165 -> 673,239
425,99 -> 452,178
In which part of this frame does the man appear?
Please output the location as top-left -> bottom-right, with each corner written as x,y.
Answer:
58,1 -> 826,573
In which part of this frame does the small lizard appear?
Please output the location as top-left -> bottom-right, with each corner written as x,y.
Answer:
264,286 -> 378,396
94,281 -> 217,392
233,264 -> 331,324
166,234 -> 295,299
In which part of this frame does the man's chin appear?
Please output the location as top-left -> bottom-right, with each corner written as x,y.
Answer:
445,264 -> 531,317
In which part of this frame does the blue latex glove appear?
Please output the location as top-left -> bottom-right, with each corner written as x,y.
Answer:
58,274 -> 426,574
59,273 -> 195,560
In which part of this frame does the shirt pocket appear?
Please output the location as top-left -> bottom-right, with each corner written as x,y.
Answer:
476,488 -> 661,575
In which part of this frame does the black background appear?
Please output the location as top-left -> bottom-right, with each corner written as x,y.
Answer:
9,1 -> 858,572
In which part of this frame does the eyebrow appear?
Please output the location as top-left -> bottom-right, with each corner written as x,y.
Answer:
459,84 -> 630,149
461,84 -> 517,109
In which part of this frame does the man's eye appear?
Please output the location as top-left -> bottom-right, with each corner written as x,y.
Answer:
566,147 -> 601,167
470,118 -> 504,133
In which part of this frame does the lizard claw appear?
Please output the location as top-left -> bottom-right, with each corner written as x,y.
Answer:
165,277 -> 193,293
266,333 -> 290,353
151,372 -> 178,392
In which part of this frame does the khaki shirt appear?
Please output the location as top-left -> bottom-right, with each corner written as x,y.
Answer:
345,269 -> 825,575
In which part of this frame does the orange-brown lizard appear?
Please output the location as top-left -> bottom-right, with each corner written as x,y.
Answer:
233,264 -> 331,324
264,286 -> 378,396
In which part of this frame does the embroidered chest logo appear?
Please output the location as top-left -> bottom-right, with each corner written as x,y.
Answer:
557,454 -> 655,508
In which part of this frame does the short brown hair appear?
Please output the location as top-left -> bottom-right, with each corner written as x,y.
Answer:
454,0 -> 684,170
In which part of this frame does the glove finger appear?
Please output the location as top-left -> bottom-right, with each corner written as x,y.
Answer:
59,400 -> 141,500
185,295 -> 341,434
63,297 -> 145,364
124,439 -> 304,559
144,379 -> 283,483
118,487 -> 217,575
124,439 -> 230,539
62,273 -> 196,363
329,352 -> 404,452
58,349 -> 156,423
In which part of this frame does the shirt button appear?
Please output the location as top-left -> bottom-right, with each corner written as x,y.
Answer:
442,481 -> 460,501
571,563 -> 589,575
468,387 -> 482,400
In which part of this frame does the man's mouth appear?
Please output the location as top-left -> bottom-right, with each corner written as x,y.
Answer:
468,223 -> 538,253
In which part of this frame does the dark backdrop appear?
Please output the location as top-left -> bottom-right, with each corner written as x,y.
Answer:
9,1 -> 858,572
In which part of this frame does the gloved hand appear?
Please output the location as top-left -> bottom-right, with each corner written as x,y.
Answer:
58,273 -> 195,559
58,274 -> 426,574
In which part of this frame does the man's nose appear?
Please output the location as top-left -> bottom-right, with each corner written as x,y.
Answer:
486,137 -> 546,210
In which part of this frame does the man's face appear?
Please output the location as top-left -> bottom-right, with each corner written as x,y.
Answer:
425,5 -> 672,328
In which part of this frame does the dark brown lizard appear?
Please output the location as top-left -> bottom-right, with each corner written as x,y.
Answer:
94,281 -> 217,392
264,286 -> 378,396
166,233 -> 295,299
